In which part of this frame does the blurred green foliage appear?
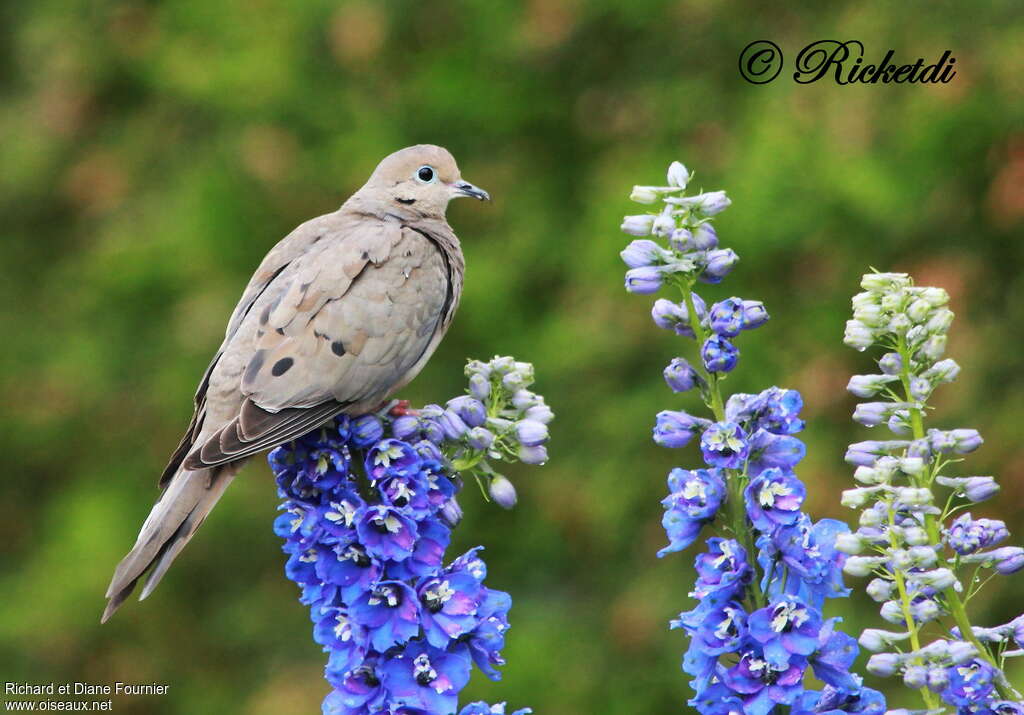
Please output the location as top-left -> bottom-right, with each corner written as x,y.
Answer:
2,0 -> 1023,712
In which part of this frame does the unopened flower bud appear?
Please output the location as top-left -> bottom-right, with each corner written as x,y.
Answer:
894,487 -> 933,507
695,190 -> 730,216
663,357 -> 699,393
844,320 -> 874,351
518,444 -> 548,465
667,161 -> 691,188
515,419 -> 548,447
467,427 -> 495,450
835,533 -> 865,554
692,223 -> 718,250
927,308 -> 954,334
911,568 -> 958,591
866,578 -> 895,602
866,653 -> 901,677
652,212 -> 676,238
629,187 -> 660,205
907,299 -> 932,323
888,314 -> 912,335
847,374 -> 898,398
878,352 -> 903,375
468,373 -> 490,401
902,526 -> 929,546
947,640 -> 979,664
909,377 -> 931,402
701,248 -> 739,283
845,556 -> 887,577
861,272 -> 911,293
927,667 -> 949,691
918,335 -> 947,361
440,498 -> 463,526
923,358 -> 960,384
524,403 -> 554,424
489,475 -> 517,509
903,665 -> 928,688
620,239 -> 668,268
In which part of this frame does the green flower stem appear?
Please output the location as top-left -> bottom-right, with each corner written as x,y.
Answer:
681,282 -> 766,610
896,339 -> 1022,702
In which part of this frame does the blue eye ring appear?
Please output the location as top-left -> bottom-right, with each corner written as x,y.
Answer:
415,165 -> 436,183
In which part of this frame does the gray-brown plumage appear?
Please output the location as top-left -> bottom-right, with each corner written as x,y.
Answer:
102,145 -> 489,623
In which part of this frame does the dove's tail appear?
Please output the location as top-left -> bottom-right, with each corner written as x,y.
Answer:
101,464 -> 239,623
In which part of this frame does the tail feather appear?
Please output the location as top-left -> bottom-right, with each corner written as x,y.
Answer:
101,465 -> 236,623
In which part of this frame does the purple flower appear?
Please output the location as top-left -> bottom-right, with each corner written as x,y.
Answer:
324,657 -> 385,711
745,468 -> 806,531
465,588 -> 512,681
675,601 -> 747,656
808,621 -> 862,693
945,513 -> 1009,555
653,410 -> 710,448
315,543 -> 381,600
350,581 -> 421,652
418,560 -> 485,648
748,595 -> 823,667
701,334 -> 739,373
746,429 -> 806,476
356,505 -> 419,561
726,387 -> 805,436
700,421 -> 749,468
693,538 -> 752,604
940,658 -> 996,707
365,439 -> 422,482
381,641 -> 472,714
708,298 -> 746,337
722,650 -> 807,715
658,468 -> 727,556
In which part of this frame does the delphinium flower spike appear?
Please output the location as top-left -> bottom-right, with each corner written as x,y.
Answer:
839,272 -> 1024,712
621,162 -> 882,714
271,357 -> 551,715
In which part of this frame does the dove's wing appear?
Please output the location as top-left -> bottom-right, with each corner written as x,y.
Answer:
182,220 -> 454,470
158,216 -> 337,486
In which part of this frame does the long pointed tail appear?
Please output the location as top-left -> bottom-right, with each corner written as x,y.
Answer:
102,464 -> 238,623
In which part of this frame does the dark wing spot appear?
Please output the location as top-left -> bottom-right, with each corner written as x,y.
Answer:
275,327 -> 285,335
245,350 -> 266,384
396,198 -> 416,205
331,340 -> 346,357
271,357 -> 294,376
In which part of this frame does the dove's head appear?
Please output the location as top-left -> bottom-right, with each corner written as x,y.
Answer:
362,144 -> 490,218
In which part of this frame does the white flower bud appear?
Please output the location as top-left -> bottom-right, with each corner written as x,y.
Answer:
860,508 -> 885,528
854,465 -> 887,485
894,487 -> 933,507
835,533 -> 865,555
927,308 -> 954,334
866,578 -> 896,602
918,335 -> 947,361
907,299 -> 932,323
861,272 -> 911,294
851,291 -> 879,310
853,303 -> 886,327
844,320 -> 874,351
629,186 -> 662,204
880,600 -> 905,624
897,458 -> 926,477
666,161 -> 691,188
923,358 -> 960,384
920,287 -> 949,307
888,314 -> 912,336
621,214 -> 656,236
902,527 -> 930,546
842,487 -> 877,508
881,291 -> 908,313
652,211 -> 676,237
845,556 -> 887,577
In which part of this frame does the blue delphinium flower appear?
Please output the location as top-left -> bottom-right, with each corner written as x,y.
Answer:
620,161 -> 879,713
838,271 -> 1024,709
272,357 -> 551,714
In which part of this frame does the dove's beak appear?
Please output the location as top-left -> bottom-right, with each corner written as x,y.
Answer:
453,181 -> 490,201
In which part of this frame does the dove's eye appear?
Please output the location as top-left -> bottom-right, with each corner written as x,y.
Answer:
415,166 -> 436,183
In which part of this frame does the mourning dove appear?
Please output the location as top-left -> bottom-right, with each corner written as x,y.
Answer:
102,145 -> 489,622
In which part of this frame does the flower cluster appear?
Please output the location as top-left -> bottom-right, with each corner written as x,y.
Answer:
269,357 -> 550,715
622,162 -> 882,714
838,272 -> 1024,711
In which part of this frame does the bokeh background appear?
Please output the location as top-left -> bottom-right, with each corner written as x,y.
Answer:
2,0 -> 1023,712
